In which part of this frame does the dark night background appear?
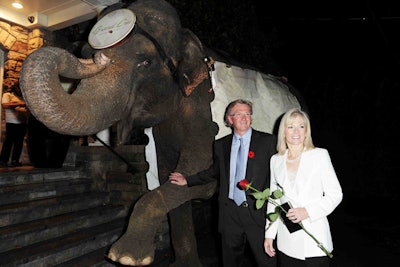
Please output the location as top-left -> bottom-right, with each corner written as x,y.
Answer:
58,0 -> 398,264
166,0 -> 398,219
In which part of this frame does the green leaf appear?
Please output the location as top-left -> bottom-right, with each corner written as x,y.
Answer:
253,192 -> 264,200
272,189 -> 284,199
256,199 -> 265,209
267,212 -> 279,222
262,188 -> 270,198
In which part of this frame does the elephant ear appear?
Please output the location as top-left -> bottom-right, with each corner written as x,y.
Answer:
177,29 -> 213,97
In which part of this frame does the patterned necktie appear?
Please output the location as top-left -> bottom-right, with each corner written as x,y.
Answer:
233,137 -> 246,205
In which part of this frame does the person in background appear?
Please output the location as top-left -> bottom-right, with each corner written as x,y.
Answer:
264,108 -> 343,267
0,83 -> 29,167
169,99 -> 277,267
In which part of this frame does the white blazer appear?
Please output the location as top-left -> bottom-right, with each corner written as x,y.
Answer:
265,148 -> 343,260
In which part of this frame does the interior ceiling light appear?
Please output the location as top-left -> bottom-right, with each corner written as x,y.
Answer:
12,1 -> 23,9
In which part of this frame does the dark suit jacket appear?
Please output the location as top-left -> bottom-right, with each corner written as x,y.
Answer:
187,129 -> 277,231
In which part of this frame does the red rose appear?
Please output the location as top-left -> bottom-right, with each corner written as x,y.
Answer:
248,151 -> 255,158
238,179 -> 251,190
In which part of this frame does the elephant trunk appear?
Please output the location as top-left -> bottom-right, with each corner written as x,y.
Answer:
20,47 -> 123,136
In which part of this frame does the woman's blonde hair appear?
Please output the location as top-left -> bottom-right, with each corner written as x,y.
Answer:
276,108 -> 314,154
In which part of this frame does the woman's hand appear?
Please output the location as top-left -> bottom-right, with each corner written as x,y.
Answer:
287,207 -> 309,223
264,238 -> 276,257
169,172 -> 188,186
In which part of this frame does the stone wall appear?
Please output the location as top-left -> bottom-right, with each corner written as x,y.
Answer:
0,19 -> 48,88
0,19 -> 49,150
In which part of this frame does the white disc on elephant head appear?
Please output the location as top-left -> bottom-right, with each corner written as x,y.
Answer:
88,8 -> 136,49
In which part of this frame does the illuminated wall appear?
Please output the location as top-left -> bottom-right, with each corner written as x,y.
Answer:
0,19 -> 44,141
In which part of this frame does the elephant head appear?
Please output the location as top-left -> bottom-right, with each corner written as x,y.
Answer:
20,0 -> 187,144
20,2 -> 218,265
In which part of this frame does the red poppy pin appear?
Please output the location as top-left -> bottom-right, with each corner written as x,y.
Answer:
248,151 -> 255,158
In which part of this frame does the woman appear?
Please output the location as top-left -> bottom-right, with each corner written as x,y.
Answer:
0,83 -> 28,167
264,108 -> 342,267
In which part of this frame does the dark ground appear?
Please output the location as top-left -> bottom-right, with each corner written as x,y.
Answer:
149,197 -> 399,267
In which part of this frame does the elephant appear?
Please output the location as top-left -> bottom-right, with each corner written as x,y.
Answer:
19,0 -> 304,266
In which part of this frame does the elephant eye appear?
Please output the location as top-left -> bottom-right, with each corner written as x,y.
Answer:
137,59 -> 151,68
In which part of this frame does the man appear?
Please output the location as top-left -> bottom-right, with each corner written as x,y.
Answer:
169,99 -> 277,267
0,83 -> 28,167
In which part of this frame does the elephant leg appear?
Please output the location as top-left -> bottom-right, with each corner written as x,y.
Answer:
107,180 -> 216,266
169,201 -> 202,267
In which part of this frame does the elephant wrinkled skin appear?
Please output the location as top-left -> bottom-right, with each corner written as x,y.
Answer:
20,0 -> 303,266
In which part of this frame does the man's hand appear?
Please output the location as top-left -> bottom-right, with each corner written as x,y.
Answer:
169,172 -> 188,186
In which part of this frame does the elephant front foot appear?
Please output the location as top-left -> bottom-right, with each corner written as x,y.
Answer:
107,235 -> 154,266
